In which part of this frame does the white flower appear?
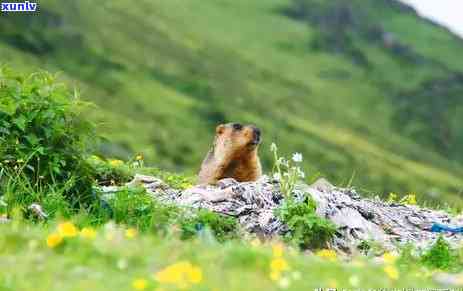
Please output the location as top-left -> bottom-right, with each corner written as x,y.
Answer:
278,277 -> 290,289
270,142 -> 278,152
273,172 -> 281,180
292,153 -> 303,163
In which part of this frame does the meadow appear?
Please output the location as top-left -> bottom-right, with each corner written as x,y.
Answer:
1,68 -> 463,290
0,0 -> 462,204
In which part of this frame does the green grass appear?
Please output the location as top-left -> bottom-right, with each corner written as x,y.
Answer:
0,220 -> 443,291
0,0 -> 462,203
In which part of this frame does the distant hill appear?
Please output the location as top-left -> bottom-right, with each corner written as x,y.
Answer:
1,0 -> 462,204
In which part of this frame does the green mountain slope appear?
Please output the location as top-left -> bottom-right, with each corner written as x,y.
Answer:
1,0 -> 462,204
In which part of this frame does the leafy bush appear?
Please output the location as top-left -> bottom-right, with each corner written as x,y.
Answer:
277,197 -> 336,249
180,209 -> 239,242
88,155 -> 133,186
420,236 -> 459,270
0,67 -> 96,210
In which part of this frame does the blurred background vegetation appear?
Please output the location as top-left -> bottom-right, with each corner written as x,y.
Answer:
1,0 -> 462,204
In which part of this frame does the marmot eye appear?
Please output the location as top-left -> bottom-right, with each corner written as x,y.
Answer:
232,123 -> 243,130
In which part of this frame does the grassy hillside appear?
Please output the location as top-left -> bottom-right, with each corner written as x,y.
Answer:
1,0 -> 462,204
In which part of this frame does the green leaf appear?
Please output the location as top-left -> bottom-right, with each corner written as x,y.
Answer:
13,116 -> 27,131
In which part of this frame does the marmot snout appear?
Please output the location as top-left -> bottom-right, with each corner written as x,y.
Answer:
198,123 -> 262,184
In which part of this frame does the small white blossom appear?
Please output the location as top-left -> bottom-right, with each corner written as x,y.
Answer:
273,172 -> 281,180
278,277 -> 291,289
292,152 -> 303,163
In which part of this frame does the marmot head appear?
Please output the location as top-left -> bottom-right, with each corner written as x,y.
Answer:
214,123 -> 261,157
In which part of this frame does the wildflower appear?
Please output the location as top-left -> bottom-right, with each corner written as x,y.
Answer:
278,277 -> 290,289
272,243 -> 284,257
292,153 -> 303,163
382,252 -> 397,264
109,159 -> 124,167
154,261 -> 203,288
135,154 -> 143,161
180,182 -> 193,189
80,227 -> 97,240
46,233 -> 63,248
270,143 -> 277,152
132,278 -> 148,290
270,270 -> 281,281
58,222 -> 78,238
271,258 -> 289,273
406,193 -> 417,205
125,228 -> 137,239
328,280 -> 337,288
316,249 -> 337,261
384,265 -> 399,280
273,172 -> 281,181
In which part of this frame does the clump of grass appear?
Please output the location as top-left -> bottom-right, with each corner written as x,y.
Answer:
271,143 -> 336,249
0,67 -> 96,212
180,209 -> 239,242
277,196 -> 336,249
421,236 -> 459,271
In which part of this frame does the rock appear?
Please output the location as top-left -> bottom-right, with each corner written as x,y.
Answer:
28,203 -> 48,220
113,174 -> 463,252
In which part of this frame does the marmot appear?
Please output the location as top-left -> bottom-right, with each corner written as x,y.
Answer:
198,123 -> 262,184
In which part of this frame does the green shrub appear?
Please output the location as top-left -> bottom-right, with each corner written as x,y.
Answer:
0,67 -> 96,211
421,236 -> 459,270
180,209 -> 239,242
87,155 -> 133,186
277,197 -> 336,249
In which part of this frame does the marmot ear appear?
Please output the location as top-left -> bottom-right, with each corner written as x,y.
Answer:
216,124 -> 225,135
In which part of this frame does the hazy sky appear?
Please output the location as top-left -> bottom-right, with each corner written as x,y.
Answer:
401,0 -> 463,38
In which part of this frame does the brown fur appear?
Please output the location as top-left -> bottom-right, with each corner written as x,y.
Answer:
198,123 -> 262,184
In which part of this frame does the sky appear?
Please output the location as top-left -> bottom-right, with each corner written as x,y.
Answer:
401,0 -> 463,38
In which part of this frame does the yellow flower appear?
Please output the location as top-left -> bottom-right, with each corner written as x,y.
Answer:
328,280 -> 337,288
135,154 -> 143,161
272,243 -> 284,258
382,252 -> 397,264
316,249 -> 337,261
180,182 -> 193,189
125,228 -> 137,239
109,159 -> 124,167
46,233 -> 63,248
384,265 -> 399,280
406,194 -> 417,205
271,258 -> 289,273
189,266 -> 203,284
270,270 -> 281,281
80,227 -> 97,240
154,261 -> 203,288
58,222 -> 78,238
132,278 -> 148,290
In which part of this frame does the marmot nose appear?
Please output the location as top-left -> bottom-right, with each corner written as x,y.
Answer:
252,127 -> 261,144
